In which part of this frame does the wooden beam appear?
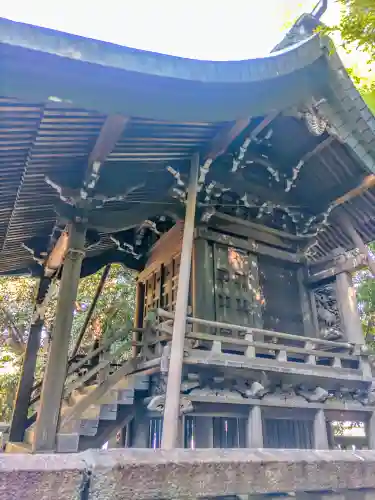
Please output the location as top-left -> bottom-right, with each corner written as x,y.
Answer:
332,174 -> 375,209
89,115 -> 130,166
210,211 -> 305,242
33,223 -> 87,452
82,114 -> 130,198
196,227 -> 302,263
307,252 -> 368,285
8,277 -> 50,443
202,113 -> 277,163
204,118 -> 251,161
161,153 -> 200,450
44,230 -> 69,275
335,211 -> 375,277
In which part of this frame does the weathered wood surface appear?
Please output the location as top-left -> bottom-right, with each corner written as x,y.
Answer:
1,449 -> 375,499
196,227 -> 302,263
162,153 -> 200,449
32,223 -> 87,452
307,252 -> 368,284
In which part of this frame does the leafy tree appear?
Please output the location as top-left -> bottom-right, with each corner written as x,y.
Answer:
327,1 -> 375,67
355,243 -> 375,347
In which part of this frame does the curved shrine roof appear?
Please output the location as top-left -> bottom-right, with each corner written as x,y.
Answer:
0,15 -> 374,276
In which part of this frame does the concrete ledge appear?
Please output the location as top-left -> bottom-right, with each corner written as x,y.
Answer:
0,452 -> 86,500
2,449 -> 375,499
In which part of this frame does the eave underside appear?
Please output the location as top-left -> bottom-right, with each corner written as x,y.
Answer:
0,18 -> 374,276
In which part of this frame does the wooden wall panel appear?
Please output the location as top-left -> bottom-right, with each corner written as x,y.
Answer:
258,255 -> 304,336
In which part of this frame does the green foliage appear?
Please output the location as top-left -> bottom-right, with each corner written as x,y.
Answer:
0,371 -> 19,422
363,89 -> 375,115
355,243 -> 375,347
322,0 -> 375,98
328,1 -> 375,64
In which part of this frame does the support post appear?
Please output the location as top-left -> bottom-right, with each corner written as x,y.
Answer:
335,271 -> 364,345
337,212 -> 375,276
247,405 -> 264,448
313,409 -> 329,449
8,278 -> 50,442
161,153 -> 199,450
33,223 -> 86,452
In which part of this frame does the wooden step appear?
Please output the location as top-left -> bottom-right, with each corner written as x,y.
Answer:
5,441 -> 32,454
56,432 -> 80,453
99,404 -> 118,421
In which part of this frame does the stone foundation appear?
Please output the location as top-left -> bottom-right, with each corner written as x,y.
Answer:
1,449 -> 375,499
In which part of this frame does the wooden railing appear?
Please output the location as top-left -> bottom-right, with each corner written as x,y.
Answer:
29,326 -> 143,414
137,308 -> 368,374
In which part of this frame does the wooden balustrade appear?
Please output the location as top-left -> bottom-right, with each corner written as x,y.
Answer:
134,308 -> 366,373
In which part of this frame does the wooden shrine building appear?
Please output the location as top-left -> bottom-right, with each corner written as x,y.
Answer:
1,6 -> 375,495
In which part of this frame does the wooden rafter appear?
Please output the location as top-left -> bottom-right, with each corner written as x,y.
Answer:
45,114 -> 130,269
332,174 -> 375,209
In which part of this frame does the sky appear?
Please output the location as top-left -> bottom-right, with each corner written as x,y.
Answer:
0,0 -> 340,61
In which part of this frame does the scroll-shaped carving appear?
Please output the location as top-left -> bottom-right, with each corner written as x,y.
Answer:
296,385 -> 330,403
147,394 -> 193,414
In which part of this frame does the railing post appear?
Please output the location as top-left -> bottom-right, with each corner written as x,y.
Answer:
161,153 -> 199,450
33,222 -> 86,452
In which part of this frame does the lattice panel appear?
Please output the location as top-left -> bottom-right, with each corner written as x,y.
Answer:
142,267 -> 162,322
161,254 -> 181,312
212,244 -> 262,329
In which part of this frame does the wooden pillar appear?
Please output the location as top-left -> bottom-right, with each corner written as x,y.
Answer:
247,406 -> 263,448
33,223 -> 86,452
161,153 -> 199,450
9,277 -> 50,442
297,267 -> 317,337
335,271 -> 364,345
313,409 -> 329,449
